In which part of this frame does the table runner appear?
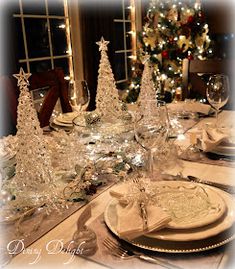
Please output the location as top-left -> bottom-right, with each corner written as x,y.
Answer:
1,182 -> 115,260
68,214 -> 232,269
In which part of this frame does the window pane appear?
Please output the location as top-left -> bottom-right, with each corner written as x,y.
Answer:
54,58 -> 70,77
18,63 -> 28,73
14,18 -> 25,59
111,1 -> 123,19
125,23 -> 131,50
47,0 -> 65,16
114,22 -> 124,51
30,60 -> 52,73
21,0 -> 46,14
124,0 -> 131,20
114,53 -> 126,81
127,52 -> 133,78
25,18 -> 50,58
50,19 -> 67,55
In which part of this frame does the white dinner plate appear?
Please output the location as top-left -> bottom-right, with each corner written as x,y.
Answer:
104,184 -> 235,253
53,118 -> 73,127
146,186 -> 234,241
107,181 -> 226,230
50,122 -> 73,132
104,182 -> 235,241
56,112 -> 79,124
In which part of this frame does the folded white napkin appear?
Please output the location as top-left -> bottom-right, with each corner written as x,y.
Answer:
201,128 -> 229,152
167,102 -> 211,115
110,184 -> 171,240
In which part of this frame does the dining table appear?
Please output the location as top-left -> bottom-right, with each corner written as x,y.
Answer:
3,109 -> 235,269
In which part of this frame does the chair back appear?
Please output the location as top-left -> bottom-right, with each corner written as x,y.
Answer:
29,68 -> 72,127
0,76 -> 19,136
0,68 -> 72,136
182,59 -> 233,109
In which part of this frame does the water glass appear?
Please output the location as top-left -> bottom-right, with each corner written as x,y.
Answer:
134,100 -> 169,177
206,74 -> 229,127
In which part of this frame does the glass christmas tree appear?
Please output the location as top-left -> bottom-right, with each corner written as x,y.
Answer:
127,0 -> 213,102
9,68 -> 57,208
137,55 -> 157,108
95,37 -> 124,120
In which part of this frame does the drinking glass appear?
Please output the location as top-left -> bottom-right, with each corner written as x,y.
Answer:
69,80 -> 90,112
134,100 -> 169,177
206,74 -> 229,127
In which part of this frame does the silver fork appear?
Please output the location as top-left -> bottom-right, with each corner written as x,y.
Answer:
103,237 -> 183,269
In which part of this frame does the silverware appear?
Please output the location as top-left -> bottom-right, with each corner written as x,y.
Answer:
187,175 -> 235,194
205,151 -> 235,162
103,237 -> 183,269
162,173 -> 235,194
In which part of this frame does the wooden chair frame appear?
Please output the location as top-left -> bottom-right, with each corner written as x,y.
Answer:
29,68 -> 72,127
182,58 -> 231,100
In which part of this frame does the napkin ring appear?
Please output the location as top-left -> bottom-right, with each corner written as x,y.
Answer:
140,201 -> 148,230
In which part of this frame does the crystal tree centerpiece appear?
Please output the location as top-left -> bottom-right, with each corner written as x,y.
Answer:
95,37 -> 124,121
137,56 -> 157,115
78,37 -> 132,140
6,68 -> 58,210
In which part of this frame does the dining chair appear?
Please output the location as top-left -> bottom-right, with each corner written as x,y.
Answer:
0,76 -> 19,136
0,68 -> 72,136
29,68 -> 73,127
182,58 -> 233,109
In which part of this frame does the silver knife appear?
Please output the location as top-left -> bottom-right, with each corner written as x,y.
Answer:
162,173 -> 235,194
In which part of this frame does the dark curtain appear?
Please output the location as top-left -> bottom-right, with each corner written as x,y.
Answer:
79,1 -> 122,110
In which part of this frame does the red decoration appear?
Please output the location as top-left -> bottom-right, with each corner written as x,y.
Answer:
162,50 -> 169,58
198,11 -> 205,22
188,54 -> 194,60
187,16 -> 194,24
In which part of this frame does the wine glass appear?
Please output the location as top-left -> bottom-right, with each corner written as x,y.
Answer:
206,74 -> 229,127
134,100 -> 169,178
69,80 -> 90,112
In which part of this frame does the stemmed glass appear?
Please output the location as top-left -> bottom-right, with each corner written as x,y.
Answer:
69,80 -> 90,112
206,74 -> 229,127
134,100 -> 169,178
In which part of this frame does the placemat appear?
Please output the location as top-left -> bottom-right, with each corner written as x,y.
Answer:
68,214 -> 230,269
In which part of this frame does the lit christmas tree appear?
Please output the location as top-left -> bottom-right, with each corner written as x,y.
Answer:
126,0 -> 213,102
95,36 -> 124,120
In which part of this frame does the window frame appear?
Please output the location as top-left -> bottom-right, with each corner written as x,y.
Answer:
13,0 -> 74,80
